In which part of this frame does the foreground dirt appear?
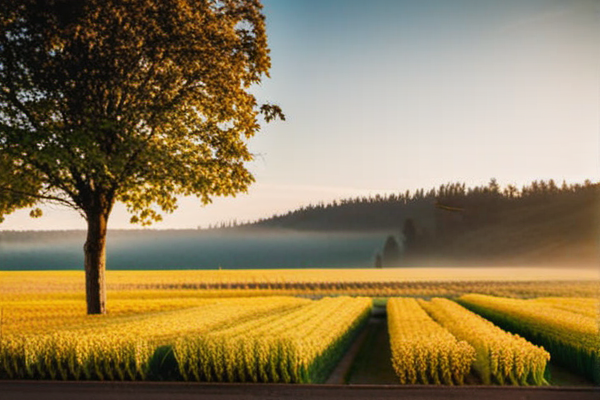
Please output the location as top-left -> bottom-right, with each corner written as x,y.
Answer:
1,381 -> 598,400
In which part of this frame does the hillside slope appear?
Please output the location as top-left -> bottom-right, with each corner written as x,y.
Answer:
428,193 -> 599,267
250,181 -> 600,267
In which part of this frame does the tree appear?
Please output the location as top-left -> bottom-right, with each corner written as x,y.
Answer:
487,178 -> 500,195
374,253 -> 382,268
0,0 -> 284,314
503,184 -> 518,199
382,235 -> 400,267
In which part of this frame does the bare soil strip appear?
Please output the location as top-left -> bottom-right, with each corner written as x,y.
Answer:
325,317 -> 374,384
1,381 -> 598,400
345,308 -> 398,384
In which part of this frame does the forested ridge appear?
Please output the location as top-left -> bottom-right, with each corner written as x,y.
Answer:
249,179 -> 600,265
251,179 -> 597,231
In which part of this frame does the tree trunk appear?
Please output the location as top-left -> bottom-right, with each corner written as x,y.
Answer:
84,209 -> 108,315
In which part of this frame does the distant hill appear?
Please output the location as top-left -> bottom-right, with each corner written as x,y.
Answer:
428,186 -> 599,266
250,192 -> 436,232
249,179 -> 600,267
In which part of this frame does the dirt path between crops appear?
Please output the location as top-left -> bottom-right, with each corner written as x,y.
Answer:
342,307 -> 399,385
326,304 -> 392,384
325,318 -> 376,383
1,381 -> 598,400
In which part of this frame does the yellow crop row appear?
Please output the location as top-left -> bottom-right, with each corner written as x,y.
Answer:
387,298 -> 475,385
458,295 -> 599,354
419,298 -> 549,385
528,297 -> 599,319
457,294 -> 600,384
175,296 -> 372,383
0,297 -> 226,335
0,297 -> 309,380
0,296 -> 309,336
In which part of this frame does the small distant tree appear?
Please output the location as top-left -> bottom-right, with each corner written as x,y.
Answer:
374,253 -> 382,268
503,184 -> 518,199
0,0 -> 283,314
382,235 -> 400,266
487,178 -> 500,195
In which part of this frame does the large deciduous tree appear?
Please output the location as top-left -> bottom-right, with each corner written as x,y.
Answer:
0,0 -> 283,314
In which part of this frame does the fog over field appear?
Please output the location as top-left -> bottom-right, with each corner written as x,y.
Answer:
0,228 -> 388,271
2,226 -> 597,273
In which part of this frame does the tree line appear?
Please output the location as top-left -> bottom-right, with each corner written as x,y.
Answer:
249,178 -> 599,267
251,178 -> 598,232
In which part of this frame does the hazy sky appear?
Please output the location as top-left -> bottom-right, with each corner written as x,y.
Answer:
2,0 -> 599,230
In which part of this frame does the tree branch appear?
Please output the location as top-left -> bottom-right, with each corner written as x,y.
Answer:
0,185 -> 79,211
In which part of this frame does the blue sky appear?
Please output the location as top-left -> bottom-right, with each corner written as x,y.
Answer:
2,0 -> 599,230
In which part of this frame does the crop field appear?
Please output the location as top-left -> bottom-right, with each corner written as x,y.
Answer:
387,297 -> 475,384
458,294 -> 600,384
418,298 -> 549,385
0,295 -> 370,382
0,269 -> 598,385
176,296 -> 371,383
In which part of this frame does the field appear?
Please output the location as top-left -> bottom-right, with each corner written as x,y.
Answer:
0,268 -> 598,386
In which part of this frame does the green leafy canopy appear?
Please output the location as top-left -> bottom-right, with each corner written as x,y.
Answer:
0,0 -> 284,225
